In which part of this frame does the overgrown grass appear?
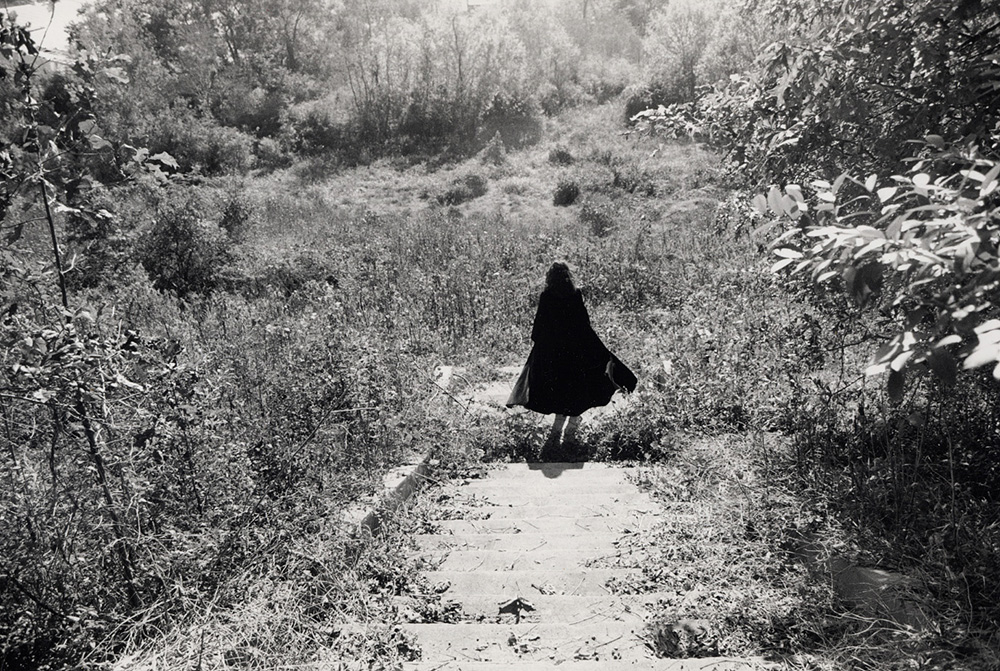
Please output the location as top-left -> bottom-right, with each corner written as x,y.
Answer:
70,102 -> 786,669
6,101 -> 1000,669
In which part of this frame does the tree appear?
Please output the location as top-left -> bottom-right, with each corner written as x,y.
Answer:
642,0 -> 715,102
741,0 -> 1000,391
613,0 -> 668,35
1,13 -> 185,665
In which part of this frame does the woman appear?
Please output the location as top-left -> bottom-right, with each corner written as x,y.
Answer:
506,262 -> 636,450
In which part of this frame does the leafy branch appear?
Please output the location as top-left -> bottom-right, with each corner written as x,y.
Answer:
757,138 -> 1000,397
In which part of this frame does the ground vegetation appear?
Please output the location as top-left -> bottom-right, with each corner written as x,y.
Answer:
631,1 -> 1000,667
3,0 -> 1000,668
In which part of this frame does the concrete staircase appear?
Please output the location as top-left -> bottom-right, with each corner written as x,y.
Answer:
403,462 -> 762,670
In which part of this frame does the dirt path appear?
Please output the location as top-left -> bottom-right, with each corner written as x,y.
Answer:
399,461 -> 764,670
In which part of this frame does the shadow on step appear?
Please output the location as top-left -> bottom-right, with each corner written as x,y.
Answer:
526,460 -> 585,479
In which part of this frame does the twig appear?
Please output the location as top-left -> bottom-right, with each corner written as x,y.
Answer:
428,375 -> 472,415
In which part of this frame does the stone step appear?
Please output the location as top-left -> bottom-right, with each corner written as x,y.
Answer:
476,463 -> 639,480
434,502 -> 660,519
436,488 -> 657,508
408,620 -> 750,663
403,659 -> 762,671
433,515 -> 669,536
421,546 -> 650,571
402,621 -> 647,663
421,569 -> 634,597
414,531 -> 636,552
402,593 -> 672,623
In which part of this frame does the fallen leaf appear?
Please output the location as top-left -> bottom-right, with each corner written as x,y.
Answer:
497,596 -> 536,623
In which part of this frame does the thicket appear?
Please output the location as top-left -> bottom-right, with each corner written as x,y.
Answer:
624,0 -> 771,118
0,18 -> 412,669
62,0 -> 645,167
633,0 -> 1000,650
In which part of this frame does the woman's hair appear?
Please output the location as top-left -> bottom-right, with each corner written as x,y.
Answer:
545,261 -> 575,294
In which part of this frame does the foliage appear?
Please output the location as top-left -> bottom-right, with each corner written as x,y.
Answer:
757,141 -> 1000,393
552,178 -> 580,206
632,0 -> 1000,388
436,173 -> 489,206
138,190 -> 234,296
621,0 -> 1000,656
657,0 -> 1000,184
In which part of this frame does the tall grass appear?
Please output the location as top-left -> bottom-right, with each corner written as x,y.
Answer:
10,101 -> 983,669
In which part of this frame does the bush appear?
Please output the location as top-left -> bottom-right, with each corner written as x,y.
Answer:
579,197 -> 616,236
139,191 -> 233,296
219,187 -> 257,242
254,136 -> 293,170
552,179 -> 580,206
437,173 -> 489,206
479,131 -> 507,166
398,93 -> 467,150
284,100 -> 361,160
612,164 -> 656,196
145,112 -> 254,175
477,92 -> 543,150
548,146 -> 574,166
63,187 -> 134,290
623,82 -> 691,121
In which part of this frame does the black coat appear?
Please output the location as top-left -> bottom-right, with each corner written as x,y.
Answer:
506,287 -> 637,416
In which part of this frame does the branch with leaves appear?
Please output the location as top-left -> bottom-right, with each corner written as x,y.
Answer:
757,137 -> 1000,398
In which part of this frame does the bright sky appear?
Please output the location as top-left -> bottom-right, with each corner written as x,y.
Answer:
3,0 -> 91,53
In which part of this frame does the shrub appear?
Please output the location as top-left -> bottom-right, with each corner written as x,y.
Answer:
579,197 -> 616,236
144,113 -> 254,175
548,146 -> 574,165
283,101 -> 361,160
437,173 -> 489,206
552,179 -> 580,206
479,131 -> 507,166
254,136 -> 292,170
624,82 -> 691,121
612,164 -> 656,196
63,187 -> 134,290
477,92 -> 543,150
398,93 -> 466,150
139,191 -> 233,296
218,187 -> 257,242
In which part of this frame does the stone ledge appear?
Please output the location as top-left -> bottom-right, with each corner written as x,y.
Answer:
341,456 -> 433,537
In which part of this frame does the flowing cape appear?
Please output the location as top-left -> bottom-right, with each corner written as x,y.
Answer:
506,287 -> 637,416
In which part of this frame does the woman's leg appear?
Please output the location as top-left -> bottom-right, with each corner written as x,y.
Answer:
562,415 -> 582,446
542,414 -> 567,457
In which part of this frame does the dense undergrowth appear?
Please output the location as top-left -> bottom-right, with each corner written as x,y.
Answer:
6,92 -> 999,668
0,95 -> 798,668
